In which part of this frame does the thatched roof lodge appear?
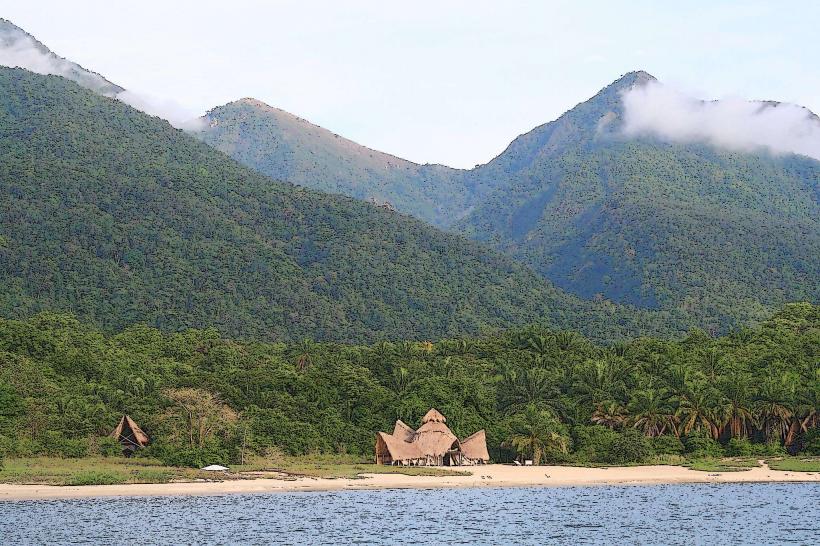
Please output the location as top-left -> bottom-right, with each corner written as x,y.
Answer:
110,415 -> 149,456
375,408 -> 489,466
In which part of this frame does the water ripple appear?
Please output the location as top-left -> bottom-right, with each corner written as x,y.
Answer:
0,482 -> 818,545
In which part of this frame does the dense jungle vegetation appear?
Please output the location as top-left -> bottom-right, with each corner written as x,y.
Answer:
0,67 -> 681,344
0,303 -> 816,468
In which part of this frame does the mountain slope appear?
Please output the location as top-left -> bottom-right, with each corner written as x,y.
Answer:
197,72 -> 819,333
0,18 -> 123,96
0,68 -> 677,343
457,72 -> 820,331
195,98 -> 476,227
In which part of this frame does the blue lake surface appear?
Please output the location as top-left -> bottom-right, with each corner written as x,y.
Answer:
1,482 -> 818,545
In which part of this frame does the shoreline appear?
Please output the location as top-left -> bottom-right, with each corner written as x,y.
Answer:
1,462 -> 818,501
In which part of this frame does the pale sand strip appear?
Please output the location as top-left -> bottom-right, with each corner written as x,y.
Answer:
1,463 -> 817,501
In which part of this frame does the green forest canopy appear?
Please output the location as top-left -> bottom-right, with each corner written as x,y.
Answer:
0,67 -> 682,344
0,303 -> 816,466
198,72 -> 820,334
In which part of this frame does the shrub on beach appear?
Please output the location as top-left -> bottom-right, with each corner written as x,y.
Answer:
800,429 -> 820,455
94,437 -> 124,457
683,433 -> 724,458
146,443 -> 229,468
608,429 -> 652,464
40,431 -> 89,458
67,471 -> 126,486
571,425 -> 619,463
726,438 -> 753,456
652,435 -> 684,456
572,426 -> 651,464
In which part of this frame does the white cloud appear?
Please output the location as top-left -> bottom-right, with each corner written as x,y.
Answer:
621,81 -> 820,161
115,90 -> 205,130
0,33 -> 202,129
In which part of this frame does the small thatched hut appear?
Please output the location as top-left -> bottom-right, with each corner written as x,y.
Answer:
375,408 -> 490,466
110,415 -> 149,456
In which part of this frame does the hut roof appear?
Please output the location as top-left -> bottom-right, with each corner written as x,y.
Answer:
460,430 -> 490,461
413,420 -> 458,457
392,420 -> 416,442
377,409 -> 489,463
377,431 -> 420,461
110,415 -> 149,447
421,408 -> 446,423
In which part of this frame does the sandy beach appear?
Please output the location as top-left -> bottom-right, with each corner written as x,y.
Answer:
1,462 -> 817,501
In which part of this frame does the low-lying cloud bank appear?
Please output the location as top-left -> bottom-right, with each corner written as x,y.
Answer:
622,82 -> 820,161
0,33 -> 202,129
114,90 -> 205,130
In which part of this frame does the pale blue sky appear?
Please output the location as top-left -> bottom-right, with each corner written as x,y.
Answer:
5,0 -> 819,167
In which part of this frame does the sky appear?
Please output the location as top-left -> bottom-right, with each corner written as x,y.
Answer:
3,0 -> 819,168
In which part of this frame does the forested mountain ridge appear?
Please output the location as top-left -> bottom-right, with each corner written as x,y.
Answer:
197,71 -> 819,334
457,71 -> 820,332
0,67 -> 679,343
195,98 -> 474,227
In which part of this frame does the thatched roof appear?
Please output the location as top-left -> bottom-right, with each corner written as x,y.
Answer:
110,415 -> 149,447
376,409 -> 489,463
460,429 -> 490,461
392,419 -> 416,442
377,431 -> 419,461
421,408 -> 446,423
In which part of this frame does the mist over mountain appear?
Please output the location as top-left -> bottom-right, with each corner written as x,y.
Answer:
0,19 -> 202,128
456,71 -> 820,331
0,18 -> 122,96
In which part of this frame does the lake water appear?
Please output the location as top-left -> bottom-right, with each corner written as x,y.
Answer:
1,482 -> 818,545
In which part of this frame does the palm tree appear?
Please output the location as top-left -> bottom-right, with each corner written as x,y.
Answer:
701,348 -> 724,382
627,389 -> 677,437
754,379 -> 793,443
502,405 -> 569,464
553,331 -> 586,353
677,388 -> 720,439
573,358 -> 626,407
499,368 -> 562,416
716,374 -> 756,439
788,362 -> 820,445
294,338 -> 316,372
591,401 -> 627,430
526,334 -> 552,356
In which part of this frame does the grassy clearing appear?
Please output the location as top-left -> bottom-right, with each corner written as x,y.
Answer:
0,457 -> 214,486
0,454 -> 468,486
766,457 -> 820,472
233,453 -> 469,479
683,457 -> 760,472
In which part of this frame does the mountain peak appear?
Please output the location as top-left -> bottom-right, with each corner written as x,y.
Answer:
610,70 -> 657,90
234,97 -> 273,109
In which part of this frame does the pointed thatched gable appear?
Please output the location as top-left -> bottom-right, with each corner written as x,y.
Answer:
460,430 -> 490,462
392,420 -> 416,442
110,415 -> 149,455
375,408 -> 489,466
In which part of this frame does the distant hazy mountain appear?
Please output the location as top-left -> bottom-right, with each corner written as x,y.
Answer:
0,18 -> 123,96
0,67 -> 677,343
196,71 -> 819,333
195,98 -> 479,227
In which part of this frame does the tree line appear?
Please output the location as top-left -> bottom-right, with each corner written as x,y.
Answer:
0,303 -> 817,467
